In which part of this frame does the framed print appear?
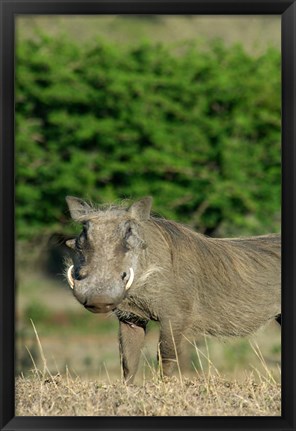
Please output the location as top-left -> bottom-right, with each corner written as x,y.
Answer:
1,1 -> 295,430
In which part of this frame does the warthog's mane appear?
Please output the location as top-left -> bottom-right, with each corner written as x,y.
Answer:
148,216 -> 280,285
150,216 -> 280,256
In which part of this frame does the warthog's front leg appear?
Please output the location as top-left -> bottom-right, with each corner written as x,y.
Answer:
119,320 -> 146,384
158,320 -> 183,378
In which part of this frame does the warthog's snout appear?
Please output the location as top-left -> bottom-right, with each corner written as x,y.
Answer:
66,265 -> 134,313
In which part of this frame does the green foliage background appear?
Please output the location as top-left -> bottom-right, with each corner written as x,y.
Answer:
16,35 -> 281,240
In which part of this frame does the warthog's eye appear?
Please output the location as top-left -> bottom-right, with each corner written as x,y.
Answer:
75,238 -> 82,251
121,223 -> 133,251
82,223 -> 88,238
125,226 -> 132,239
76,232 -> 87,251
123,222 -> 146,250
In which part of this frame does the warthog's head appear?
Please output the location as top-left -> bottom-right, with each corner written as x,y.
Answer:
65,196 -> 152,313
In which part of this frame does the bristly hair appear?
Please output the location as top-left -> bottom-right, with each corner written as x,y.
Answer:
74,198 -> 163,222
74,198 -> 134,222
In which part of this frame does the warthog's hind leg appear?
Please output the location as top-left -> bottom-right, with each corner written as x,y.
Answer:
119,320 -> 146,384
158,320 -> 183,378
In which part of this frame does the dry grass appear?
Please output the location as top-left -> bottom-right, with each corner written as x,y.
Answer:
15,371 -> 281,416
15,321 -> 281,417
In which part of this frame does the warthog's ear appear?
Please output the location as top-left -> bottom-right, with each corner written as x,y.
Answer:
128,196 -> 152,221
66,196 -> 91,221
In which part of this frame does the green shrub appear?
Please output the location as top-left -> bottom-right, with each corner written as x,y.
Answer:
16,35 -> 281,239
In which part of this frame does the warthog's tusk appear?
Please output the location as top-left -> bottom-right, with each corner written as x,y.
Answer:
125,267 -> 134,290
67,265 -> 74,289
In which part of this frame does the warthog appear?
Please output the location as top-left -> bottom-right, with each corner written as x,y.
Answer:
65,196 -> 281,383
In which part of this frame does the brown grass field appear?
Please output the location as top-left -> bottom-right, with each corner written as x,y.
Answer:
16,371 -> 280,417
16,318 -> 281,417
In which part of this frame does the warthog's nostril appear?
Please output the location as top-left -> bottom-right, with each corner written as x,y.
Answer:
121,272 -> 127,281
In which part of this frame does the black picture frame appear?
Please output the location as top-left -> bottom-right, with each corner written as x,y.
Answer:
0,1 -> 295,430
